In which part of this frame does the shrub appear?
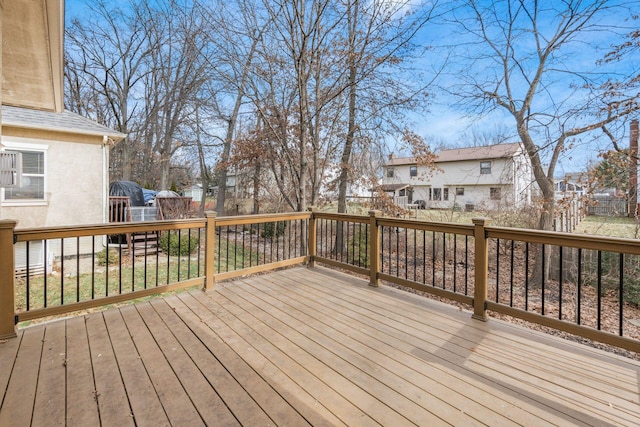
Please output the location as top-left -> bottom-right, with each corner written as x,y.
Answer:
261,221 -> 286,238
96,248 -> 120,266
159,230 -> 199,256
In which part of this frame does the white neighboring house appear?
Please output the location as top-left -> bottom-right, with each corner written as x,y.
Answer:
381,143 -> 533,211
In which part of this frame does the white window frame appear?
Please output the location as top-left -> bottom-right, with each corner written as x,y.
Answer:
480,161 -> 492,174
409,165 -> 417,177
1,140 -> 48,206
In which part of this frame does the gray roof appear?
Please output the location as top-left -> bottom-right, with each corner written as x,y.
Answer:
1,105 -> 126,141
386,142 -> 523,166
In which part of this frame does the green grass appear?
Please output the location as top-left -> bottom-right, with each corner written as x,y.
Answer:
15,258 -> 201,312
574,216 -> 640,238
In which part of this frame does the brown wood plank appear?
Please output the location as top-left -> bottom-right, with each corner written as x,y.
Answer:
136,301 -> 239,426
219,279 -> 494,426
31,321 -> 66,426
179,291 -> 359,426
85,313 -> 135,427
255,270 -> 583,426
301,270 -> 640,418
0,329 -> 22,406
1,267 -> 639,426
188,290 -> 417,426
65,316 -> 101,427
275,268 -> 639,426
150,296 -> 270,426
167,293 -> 310,426
236,274 -> 549,427
118,304 -> 205,426
102,308 -> 171,427
0,326 -> 43,426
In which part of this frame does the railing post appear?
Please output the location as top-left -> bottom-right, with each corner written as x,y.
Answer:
307,207 -> 317,268
0,220 -> 17,339
368,210 -> 381,287
204,211 -> 216,291
472,218 -> 489,321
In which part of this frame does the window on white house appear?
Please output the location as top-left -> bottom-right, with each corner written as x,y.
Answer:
490,187 -> 501,200
430,188 -> 442,201
3,150 -> 45,201
387,168 -> 394,178
456,187 -> 464,196
409,166 -> 417,177
443,188 -> 449,201
480,161 -> 491,174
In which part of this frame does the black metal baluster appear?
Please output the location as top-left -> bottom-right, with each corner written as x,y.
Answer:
442,233 -> 446,289
119,238 -> 123,294
396,227 -> 400,277
432,231 -> 436,286
525,242 -> 529,311
423,231 -> 427,285
26,241 -> 30,311
61,238 -> 65,305
91,236 -> 96,300
178,229 -> 182,282
453,235 -> 457,293
188,229 -> 192,279
234,225 -> 238,271
76,237 -> 81,302
496,239 -> 500,303
413,229 -> 417,282
559,246 -> 563,319
510,240 -> 514,307
577,249 -> 582,324
144,232 -> 148,288
464,236 -> 468,295
105,240 -> 109,297
541,244 -> 546,315
597,251 -> 602,330
131,233 -> 136,291
619,253 -> 624,336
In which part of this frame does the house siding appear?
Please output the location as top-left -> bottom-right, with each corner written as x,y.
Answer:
383,144 -> 532,210
0,136 -> 106,228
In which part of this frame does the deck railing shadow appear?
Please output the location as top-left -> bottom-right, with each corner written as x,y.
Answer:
1,210 -> 639,353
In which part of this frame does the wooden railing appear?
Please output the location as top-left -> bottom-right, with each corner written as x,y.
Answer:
1,211 -> 639,354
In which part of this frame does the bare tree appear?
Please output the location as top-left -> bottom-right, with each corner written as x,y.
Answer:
445,0 -> 640,230
335,0 -> 438,215
141,0 -> 212,190
198,0 -> 272,215
65,0 -> 151,181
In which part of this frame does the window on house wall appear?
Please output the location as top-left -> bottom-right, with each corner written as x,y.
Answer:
409,165 -> 417,177
490,187 -> 501,200
456,187 -> 464,196
387,168 -> 394,178
2,149 -> 46,201
480,161 -> 491,174
443,188 -> 449,201
432,188 -> 442,201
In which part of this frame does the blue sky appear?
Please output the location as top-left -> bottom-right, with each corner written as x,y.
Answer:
64,0 -> 639,175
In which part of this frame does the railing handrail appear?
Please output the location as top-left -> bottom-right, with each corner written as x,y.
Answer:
14,218 -> 207,241
486,224 -> 640,255
3,210 -> 640,353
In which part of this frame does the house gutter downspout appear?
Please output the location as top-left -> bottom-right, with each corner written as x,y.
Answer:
102,135 -> 108,224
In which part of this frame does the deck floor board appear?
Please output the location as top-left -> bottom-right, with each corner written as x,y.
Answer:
0,266 -> 639,426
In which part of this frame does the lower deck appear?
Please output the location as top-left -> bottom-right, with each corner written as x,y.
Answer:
1,267 -> 639,426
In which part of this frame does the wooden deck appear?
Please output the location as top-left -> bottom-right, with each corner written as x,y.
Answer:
1,267 -> 639,426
